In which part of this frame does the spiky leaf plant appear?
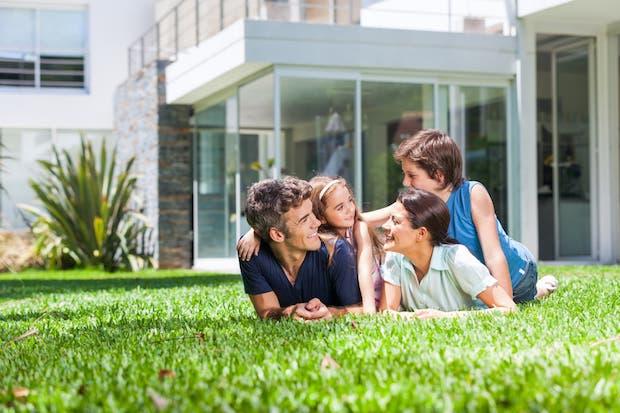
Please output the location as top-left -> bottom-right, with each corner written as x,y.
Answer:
19,138 -> 155,271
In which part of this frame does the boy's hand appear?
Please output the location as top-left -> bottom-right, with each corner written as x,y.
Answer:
237,228 -> 261,261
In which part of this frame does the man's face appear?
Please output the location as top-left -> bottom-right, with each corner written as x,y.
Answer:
281,199 -> 321,252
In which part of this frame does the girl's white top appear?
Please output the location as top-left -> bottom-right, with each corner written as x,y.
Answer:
382,244 -> 497,312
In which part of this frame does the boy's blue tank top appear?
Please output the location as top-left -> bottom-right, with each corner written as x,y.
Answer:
446,180 -> 533,287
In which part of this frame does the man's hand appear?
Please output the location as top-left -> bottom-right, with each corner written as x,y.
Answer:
283,298 -> 332,321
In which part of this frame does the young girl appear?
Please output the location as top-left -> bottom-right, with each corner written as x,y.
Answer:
365,129 -> 557,304
381,188 -> 517,318
237,176 -> 383,313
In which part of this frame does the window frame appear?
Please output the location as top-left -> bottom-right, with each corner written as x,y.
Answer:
0,3 -> 89,92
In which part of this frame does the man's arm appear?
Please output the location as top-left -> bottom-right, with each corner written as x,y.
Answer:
249,292 -> 294,320
249,291 -> 324,320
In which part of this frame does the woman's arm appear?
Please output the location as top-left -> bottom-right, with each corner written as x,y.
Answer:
379,281 -> 401,311
470,184 -> 513,297
354,221 -> 377,314
361,203 -> 395,229
476,283 -> 517,313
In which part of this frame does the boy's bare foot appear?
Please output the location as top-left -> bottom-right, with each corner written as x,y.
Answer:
535,275 -> 558,299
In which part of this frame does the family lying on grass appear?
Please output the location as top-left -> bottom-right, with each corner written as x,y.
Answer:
237,129 -> 558,321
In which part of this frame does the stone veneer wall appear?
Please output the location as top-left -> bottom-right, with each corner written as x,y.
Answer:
114,60 -> 193,268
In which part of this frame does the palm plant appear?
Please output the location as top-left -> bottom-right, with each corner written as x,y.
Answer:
19,138 -> 155,271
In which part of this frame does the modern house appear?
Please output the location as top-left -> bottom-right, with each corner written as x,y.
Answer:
0,0 -> 155,228
3,0 -> 620,271
116,0 -> 620,270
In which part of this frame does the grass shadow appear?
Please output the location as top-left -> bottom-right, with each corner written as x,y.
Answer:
0,274 -> 241,302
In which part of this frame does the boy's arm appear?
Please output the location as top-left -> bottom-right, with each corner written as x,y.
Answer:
354,221 -> 377,313
361,203 -> 394,229
470,184 -> 513,297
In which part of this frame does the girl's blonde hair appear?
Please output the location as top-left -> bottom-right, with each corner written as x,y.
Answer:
309,176 -> 384,263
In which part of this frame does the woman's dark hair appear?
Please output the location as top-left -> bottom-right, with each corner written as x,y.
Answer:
397,188 -> 458,246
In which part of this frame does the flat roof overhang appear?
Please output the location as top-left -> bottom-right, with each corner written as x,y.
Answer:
165,19 -> 517,105
519,0 -> 620,26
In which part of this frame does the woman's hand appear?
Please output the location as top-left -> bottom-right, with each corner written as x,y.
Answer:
413,308 -> 447,319
383,308 -> 447,320
237,228 -> 261,261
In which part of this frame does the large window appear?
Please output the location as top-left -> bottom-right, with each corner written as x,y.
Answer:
195,97 -> 238,258
192,71 -> 512,260
0,6 -> 87,89
440,85 -> 508,227
280,77 -> 356,185
361,81 -> 435,210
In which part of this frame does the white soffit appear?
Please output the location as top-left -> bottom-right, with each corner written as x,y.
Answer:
519,0 -> 620,25
165,20 -> 517,105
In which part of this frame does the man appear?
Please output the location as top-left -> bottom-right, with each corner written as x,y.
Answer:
240,177 -> 362,320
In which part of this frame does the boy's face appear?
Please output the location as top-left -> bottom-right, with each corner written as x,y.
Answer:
401,159 -> 443,195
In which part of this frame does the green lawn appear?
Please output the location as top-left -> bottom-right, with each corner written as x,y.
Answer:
1,266 -> 619,412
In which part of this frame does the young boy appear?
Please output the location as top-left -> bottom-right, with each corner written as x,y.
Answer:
363,129 -> 557,303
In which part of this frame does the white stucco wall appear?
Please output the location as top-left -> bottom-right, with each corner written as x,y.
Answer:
0,0 -> 156,130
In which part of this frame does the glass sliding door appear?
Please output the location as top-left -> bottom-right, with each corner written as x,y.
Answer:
554,43 -> 594,258
194,97 -> 238,258
536,35 -> 595,260
239,73 -> 274,236
360,81 -> 434,211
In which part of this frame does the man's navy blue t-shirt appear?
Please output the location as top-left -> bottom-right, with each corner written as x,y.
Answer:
239,239 -> 362,308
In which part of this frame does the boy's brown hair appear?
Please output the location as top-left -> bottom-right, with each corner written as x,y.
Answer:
394,129 -> 464,189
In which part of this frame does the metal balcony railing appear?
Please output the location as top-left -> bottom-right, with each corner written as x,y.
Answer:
128,0 -> 515,75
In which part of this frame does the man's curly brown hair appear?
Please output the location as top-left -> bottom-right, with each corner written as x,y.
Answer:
245,177 -> 312,241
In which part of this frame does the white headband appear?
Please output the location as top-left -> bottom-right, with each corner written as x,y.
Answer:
318,179 -> 341,201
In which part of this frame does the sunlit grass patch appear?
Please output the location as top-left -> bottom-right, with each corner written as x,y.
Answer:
1,266 -> 619,411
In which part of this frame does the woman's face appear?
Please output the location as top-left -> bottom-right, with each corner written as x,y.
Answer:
401,159 -> 443,195
382,201 -> 418,254
322,184 -> 356,230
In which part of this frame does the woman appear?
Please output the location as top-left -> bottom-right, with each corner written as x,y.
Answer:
380,188 -> 516,319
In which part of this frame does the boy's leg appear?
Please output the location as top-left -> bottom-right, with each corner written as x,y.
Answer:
512,261 -> 539,303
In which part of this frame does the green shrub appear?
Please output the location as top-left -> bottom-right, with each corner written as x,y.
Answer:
19,138 -> 155,271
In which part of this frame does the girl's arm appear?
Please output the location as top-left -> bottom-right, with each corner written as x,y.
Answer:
470,184 -> 513,297
236,228 -> 261,261
361,203 -> 395,229
353,221 -> 377,314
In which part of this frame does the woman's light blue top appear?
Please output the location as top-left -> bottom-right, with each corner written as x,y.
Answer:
382,244 -> 497,312
446,180 -> 534,287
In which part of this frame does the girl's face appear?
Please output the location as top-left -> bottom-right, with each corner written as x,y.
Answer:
382,201 -> 421,254
322,184 -> 356,230
401,159 -> 443,195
